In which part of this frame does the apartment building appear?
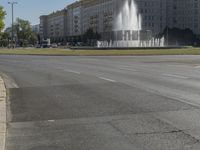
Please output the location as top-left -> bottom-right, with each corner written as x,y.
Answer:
66,0 -> 167,38
81,0 -> 114,34
167,0 -> 200,34
136,0 -> 167,35
31,24 -> 40,34
39,0 -> 200,42
39,9 -> 67,42
67,1 -> 83,38
39,15 -> 48,40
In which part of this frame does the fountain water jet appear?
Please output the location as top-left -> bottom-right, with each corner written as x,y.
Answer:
97,0 -> 165,48
115,0 -> 140,31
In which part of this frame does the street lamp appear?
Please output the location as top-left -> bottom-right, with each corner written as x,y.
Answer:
8,1 -> 18,48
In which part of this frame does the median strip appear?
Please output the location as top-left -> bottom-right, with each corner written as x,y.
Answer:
0,76 -> 6,150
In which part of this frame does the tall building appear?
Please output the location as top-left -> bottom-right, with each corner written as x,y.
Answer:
39,9 -> 67,42
137,0 -> 167,35
31,24 -> 40,34
67,1 -> 83,38
39,15 -> 48,40
66,0 -> 168,39
39,0 -> 200,43
167,0 -> 200,34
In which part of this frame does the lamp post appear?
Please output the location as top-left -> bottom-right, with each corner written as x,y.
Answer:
8,1 -> 18,48
166,3 -> 169,46
137,13 -> 140,46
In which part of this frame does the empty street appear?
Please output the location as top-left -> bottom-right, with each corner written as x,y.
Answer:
1,55 -> 200,150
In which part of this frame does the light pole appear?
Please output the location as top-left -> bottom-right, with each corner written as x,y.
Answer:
166,3 -> 169,46
8,1 -> 18,47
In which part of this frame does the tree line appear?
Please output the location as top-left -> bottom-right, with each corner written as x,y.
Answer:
0,6 -> 37,47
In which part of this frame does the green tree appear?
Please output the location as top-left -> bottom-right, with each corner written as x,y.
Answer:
0,32 -> 10,47
4,18 -> 36,47
14,18 -> 36,47
0,6 -> 8,47
0,6 -> 6,46
0,6 -> 6,32
161,27 -> 198,45
82,28 -> 101,46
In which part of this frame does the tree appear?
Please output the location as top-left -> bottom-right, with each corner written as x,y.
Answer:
5,18 -> 37,47
0,6 -> 6,32
161,27 -> 198,45
14,18 -> 35,46
0,32 -> 10,47
0,6 -> 6,40
82,28 -> 101,46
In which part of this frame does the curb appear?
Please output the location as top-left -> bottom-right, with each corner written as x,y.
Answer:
0,76 -> 6,150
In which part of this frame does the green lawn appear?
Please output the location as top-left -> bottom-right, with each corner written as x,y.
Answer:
0,47 -> 200,56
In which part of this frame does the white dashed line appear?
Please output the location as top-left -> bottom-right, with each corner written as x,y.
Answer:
64,69 -> 81,74
98,77 -> 117,82
162,73 -> 189,79
119,68 -> 138,72
194,66 -> 200,69
48,120 -> 55,122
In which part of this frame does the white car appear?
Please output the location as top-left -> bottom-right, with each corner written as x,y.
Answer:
51,43 -> 58,48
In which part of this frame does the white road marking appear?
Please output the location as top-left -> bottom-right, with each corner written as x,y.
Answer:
64,69 -> 81,74
120,65 -> 132,68
57,67 -> 63,69
119,68 -> 138,72
194,66 -> 200,69
47,120 -> 55,122
98,77 -> 117,82
162,73 -> 189,79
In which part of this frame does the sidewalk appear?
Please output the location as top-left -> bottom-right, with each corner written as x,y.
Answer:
0,76 -> 6,150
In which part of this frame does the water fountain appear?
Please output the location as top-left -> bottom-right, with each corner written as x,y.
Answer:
97,0 -> 165,48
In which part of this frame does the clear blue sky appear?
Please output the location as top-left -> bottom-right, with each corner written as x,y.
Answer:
1,0 -> 76,28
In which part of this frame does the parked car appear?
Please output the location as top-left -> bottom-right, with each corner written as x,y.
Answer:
51,43 -> 58,48
35,44 -> 41,48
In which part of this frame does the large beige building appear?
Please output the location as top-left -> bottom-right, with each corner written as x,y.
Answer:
39,0 -> 200,42
67,1 -> 83,37
39,9 -> 67,42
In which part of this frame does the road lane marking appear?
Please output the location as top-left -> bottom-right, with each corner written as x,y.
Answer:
162,73 -> 189,79
57,67 -> 64,69
194,66 -> 200,69
64,69 -> 81,74
48,120 -> 55,122
120,65 -> 132,68
119,68 -> 138,72
98,77 -> 117,82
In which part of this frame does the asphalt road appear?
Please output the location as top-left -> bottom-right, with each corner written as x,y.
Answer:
1,55 -> 200,150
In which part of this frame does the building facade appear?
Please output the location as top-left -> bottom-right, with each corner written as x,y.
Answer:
39,15 -> 48,40
39,0 -> 200,43
31,24 -> 40,34
67,1 -> 83,38
167,0 -> 200,34
39,9 -> 67,42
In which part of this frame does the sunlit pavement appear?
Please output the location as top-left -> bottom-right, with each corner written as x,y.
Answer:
1,55 -> 200,150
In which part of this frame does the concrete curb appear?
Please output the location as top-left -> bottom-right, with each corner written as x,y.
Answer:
0,76 -> 6,150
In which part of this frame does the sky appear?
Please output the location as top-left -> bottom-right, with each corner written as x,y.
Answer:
1,0 -> 76,28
